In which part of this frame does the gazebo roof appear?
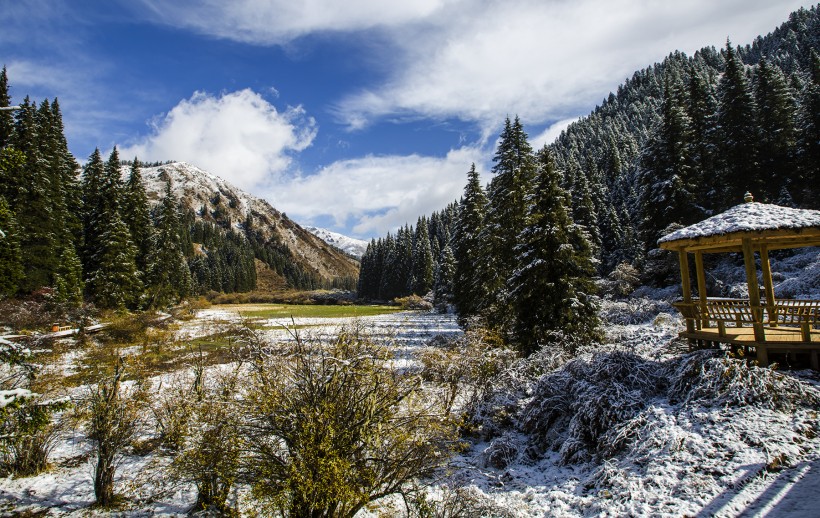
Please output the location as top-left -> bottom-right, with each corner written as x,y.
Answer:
658,201 -> 820,253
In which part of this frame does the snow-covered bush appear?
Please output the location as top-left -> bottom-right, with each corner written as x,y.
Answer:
0,336 -> 68,476
598,297 -> 675,325
408,484 -> 517,518
518,349 -> 820,466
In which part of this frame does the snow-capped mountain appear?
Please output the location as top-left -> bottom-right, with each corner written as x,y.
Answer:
136,162 -> 360,283
305,227 -> 368,259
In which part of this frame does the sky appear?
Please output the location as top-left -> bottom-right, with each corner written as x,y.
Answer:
0,0 -> 812,239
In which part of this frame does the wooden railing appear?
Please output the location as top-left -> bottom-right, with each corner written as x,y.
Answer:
672,298 -> 820,342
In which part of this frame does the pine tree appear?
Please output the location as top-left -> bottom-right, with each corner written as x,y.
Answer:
433,241 -> 455,311
411,217 -> 434,295
81,149 -> 106,276
797,49 -> 820,205
452,164 -> 489,322
87,211 -> 141,309
0,66 -> 13,148
755,58 -> 798,201
0,196 -> 23,296
53,244 -> 84,304
638,74 -> 701,248
145,178 -> 192,307
716,40 -> 760,206
121,158 -> 153,271
11,97 -> 59,292
508,148 -> 599,354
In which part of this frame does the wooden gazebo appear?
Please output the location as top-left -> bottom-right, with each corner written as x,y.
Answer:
658,194 -> 820,369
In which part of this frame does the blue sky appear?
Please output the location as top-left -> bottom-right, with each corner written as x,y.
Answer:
0,0 -> 810,238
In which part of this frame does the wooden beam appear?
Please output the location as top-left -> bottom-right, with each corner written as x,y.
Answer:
695,251 -> 709,328
659,226 -> 820,252
742,238 -> 766,342
760,245 -> 777,327
678,250 -> 695,335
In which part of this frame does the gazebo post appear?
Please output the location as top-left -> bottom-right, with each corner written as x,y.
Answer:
742,238 -> 767,364
695,251 -> 709,329
760,244 -> 777,327
678,250 -> 695,342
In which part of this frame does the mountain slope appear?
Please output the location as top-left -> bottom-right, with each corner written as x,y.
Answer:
138,162 -> 359,286
305,227 -> 368,259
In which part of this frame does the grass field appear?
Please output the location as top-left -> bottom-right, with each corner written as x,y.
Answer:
218,304 -> 405,319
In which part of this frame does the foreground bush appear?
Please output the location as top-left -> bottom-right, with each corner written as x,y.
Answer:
242,325 -> 460,517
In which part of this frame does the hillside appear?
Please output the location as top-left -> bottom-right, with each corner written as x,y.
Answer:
305,226 -> 369,259
138,162 -> 360,285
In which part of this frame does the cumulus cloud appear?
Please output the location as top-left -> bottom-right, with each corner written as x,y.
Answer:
120,89 -> 317,192
266,145 -> 486,237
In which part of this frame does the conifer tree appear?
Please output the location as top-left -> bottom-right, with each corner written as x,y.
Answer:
452,164 -> 489,322
121,158 -> 153,271
508,148 -> 599,354
53,244 -> 84,304
0,196 -> 23,296
411,217 -> 434,295
433,241 -> 455,311
11,98 -> 59,292
0,66 -> 13,148
87,211 -> 141,309
145,178 -> 192,307
480,116 -> 537,328
716,41 -> 760,206
81,149 -> 106,275
755,58 -> 798,201
797,49 -> 820,205
638,74 -> 700,248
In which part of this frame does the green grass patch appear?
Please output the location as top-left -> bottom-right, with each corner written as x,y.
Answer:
235,304 -> 404,319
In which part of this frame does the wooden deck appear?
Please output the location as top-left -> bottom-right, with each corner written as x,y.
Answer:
673,298 -> 820,369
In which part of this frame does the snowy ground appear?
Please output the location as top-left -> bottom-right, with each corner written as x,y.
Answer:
1,249 -> 818,516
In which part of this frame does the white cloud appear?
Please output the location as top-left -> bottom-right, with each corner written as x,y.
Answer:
136,0 -> 453,44
266,145 -> 486,237
531,118 -> 579,150
120,89 -> 317,193
334,0 -> 809,130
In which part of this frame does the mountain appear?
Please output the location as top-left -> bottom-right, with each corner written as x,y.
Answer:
304,227 -> 369,259
138,162 -> 360,287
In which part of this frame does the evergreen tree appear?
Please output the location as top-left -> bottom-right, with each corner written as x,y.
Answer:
87,211 -> 141,309
411,217 -> 434,295
0,66 -> 13,148
433,241 -> 455,311
81,149 -> 106,275
145,178 -> 192,307
755,58 -> 798,201
452,164 -> 489,321
11,98 -> 59,292
53,244 -> 84,304
479,116 -> 537,329
638,74 -> 701,248
0,196 -> 23,297
797,49 -> 820,204
508,148 -> 599,354
716,41 -> 760,205
121,158 -> 153,271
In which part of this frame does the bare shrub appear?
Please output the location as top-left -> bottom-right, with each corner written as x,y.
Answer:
394,294 -> 434,310
242,324 -> 460,517
80,358 -> 149,507
418,329 -> 517,417
167,366 -> 243,515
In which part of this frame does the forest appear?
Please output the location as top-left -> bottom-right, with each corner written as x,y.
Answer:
358,6 -> 820,351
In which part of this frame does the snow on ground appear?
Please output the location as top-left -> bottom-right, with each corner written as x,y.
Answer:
2,249 -> 819,516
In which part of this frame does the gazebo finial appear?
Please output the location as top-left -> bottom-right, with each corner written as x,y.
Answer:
743,191 -> 754,203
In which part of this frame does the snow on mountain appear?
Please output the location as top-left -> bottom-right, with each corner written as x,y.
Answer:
305,226 -> 368,258
134,161 -> 360,282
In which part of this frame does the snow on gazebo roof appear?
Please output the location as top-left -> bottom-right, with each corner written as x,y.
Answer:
658,196 -> 820,253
